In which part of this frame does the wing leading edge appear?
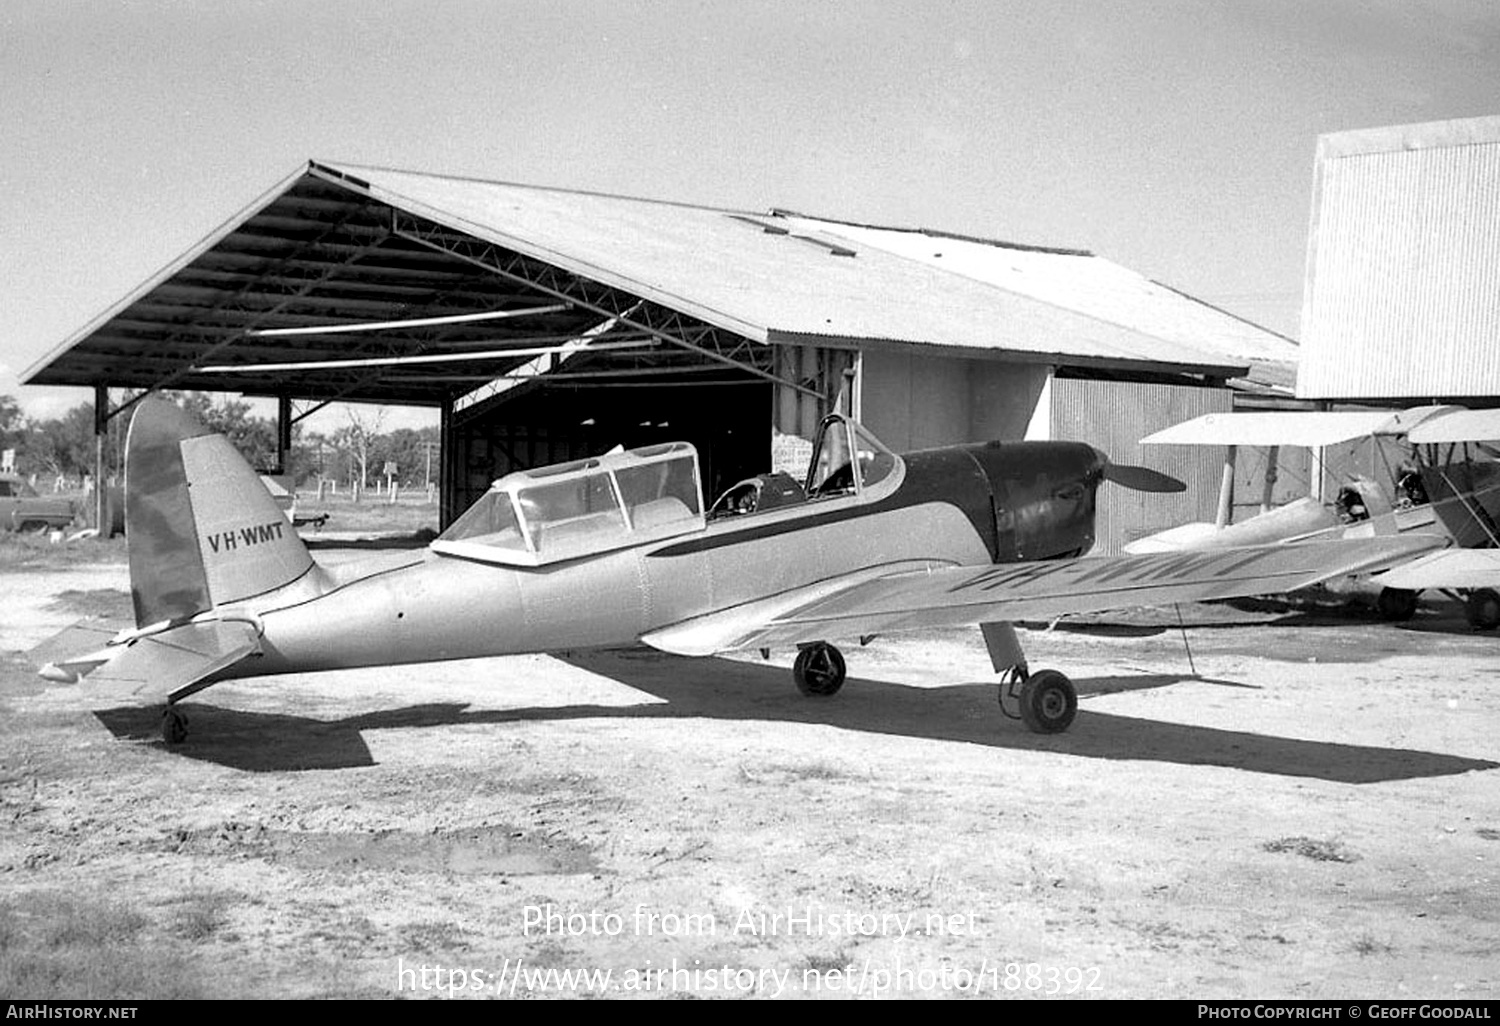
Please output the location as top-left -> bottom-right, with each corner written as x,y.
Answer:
641,535 -> 1446,656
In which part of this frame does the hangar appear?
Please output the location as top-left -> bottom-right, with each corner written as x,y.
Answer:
24,160 -> 1296,551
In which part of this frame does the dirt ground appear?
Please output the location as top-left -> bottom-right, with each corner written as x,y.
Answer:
1,550 -> 1497,1000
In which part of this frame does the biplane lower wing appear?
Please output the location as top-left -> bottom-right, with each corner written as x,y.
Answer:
1369,548 -> 1500,591
642,535 -> 1445,656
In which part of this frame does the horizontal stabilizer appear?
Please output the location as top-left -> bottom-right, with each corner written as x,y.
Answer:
84,620 -> 262,704
30,620 -> 134,682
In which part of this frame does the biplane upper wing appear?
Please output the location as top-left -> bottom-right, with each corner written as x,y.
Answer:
641,535 -> 1445,656
1140,407 -> 1459,447
1368,548 -> 1500,590
1407,408 -> 1500,445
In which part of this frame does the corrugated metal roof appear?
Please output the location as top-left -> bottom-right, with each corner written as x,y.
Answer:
781,214 -> 1298,365
26,159 -> 1299,402
1299,115 -> 1500,399
334,162 -> 1268,373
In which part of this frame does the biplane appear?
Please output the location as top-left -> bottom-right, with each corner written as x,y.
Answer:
1366,408 -> 1500,629
1127,406 -> 1500,626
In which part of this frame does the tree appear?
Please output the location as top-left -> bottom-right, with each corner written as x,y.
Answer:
0,394 -> 22,453
161,391 -> 277,469
329,406 -> 387,489
371,426 -> 441,487
19,403 -> 117,481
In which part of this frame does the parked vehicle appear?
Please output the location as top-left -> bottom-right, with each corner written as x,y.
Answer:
0,473 -> 77,532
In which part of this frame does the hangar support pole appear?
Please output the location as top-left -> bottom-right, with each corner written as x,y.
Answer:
93,386 -> 109,533
277,395 -> 292,477
440,400 -> 454,529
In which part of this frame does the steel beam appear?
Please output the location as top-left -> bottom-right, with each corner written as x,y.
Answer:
390,212 -> 819,403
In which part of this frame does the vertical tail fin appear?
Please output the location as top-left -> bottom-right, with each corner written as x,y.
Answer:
126,398 -> 316,627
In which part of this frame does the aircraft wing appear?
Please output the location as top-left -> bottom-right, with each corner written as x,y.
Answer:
640,535 -> 1445,656
1408,408 -> 1500,444
1140,407 -> 1458,447
1368,548 -> 1500,590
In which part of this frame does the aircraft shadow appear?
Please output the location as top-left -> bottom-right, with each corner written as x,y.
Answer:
93,652 -> 1498,783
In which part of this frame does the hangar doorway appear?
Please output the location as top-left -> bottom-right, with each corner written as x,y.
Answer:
451,380 -> 771,517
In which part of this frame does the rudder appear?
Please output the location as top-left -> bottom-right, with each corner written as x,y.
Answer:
126,398 -> 316,626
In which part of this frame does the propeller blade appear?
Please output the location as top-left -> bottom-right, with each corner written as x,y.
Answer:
1102,462 -> 1186,493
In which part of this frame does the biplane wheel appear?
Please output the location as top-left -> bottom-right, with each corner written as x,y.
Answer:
1376,587 -> 1418,622
161,706 -> 188,745
793,643 -> 846,697
1464,589 -> 1500,631
1017,670 -> 1077,735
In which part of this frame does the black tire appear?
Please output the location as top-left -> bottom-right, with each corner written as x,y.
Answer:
793,643 -> 846,697
1465,589 -> 1500,631
1376,587 -> 1418,622
17,520 -> 49,534
162,707 -> 188,745
1018,669 -> 1078,734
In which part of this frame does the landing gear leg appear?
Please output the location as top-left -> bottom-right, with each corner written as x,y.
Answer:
1465,588 -> 1500,630
996,664 -> 1029,721
161,705 -> 188,745
792,642 -> 847,696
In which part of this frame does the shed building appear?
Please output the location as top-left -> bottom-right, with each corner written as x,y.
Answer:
1298,114 -> 1500,403
25,161 -> 1297,552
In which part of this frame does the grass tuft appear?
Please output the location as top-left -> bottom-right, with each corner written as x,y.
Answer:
1261,836 -> 1361,863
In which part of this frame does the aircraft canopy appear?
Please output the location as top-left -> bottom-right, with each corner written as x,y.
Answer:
432,441 -> 704,566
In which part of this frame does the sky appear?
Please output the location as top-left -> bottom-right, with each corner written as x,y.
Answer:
3,0 -> 1498,430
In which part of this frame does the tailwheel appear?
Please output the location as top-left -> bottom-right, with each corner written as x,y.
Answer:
161,706 -> 189,745
1017,669 -> 1078,735
1465,588 -> 1500,630
1376,587 -> 1418,621
793,642 -> 846,697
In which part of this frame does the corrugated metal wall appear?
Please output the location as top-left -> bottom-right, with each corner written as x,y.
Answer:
1049,378 -> 1231,553
1299,122 -> 1500,398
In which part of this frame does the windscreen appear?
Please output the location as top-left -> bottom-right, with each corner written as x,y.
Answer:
438,490 -> 527,552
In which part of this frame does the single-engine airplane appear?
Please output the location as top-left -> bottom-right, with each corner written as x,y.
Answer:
34,399 -> 1444,743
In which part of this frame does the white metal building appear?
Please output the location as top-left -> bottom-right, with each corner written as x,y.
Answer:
1298,115 -> 1500,402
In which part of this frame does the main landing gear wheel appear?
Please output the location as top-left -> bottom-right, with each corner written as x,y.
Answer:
1016,669 -> 1078,735
1465,588 -> 1500,630
1376,587 -> 1418,622
793,643 -> 847,697
161,706 -> 188,745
